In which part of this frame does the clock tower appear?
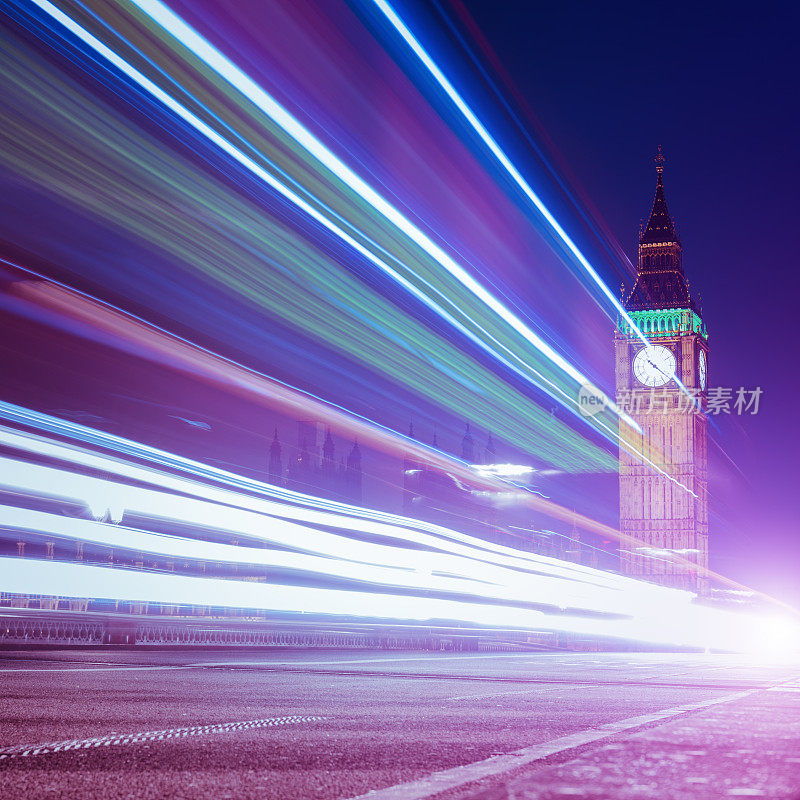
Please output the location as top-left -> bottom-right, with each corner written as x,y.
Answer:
615,150 -> 710,593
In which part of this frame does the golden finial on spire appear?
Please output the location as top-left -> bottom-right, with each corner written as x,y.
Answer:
655,144 -> 665,174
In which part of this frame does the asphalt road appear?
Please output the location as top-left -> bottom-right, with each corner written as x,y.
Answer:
1,648 -> 799,799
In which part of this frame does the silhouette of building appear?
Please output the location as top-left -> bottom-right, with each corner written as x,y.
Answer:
402,422 -> 507,543
271,420 -> 363,505
268,428 -> 282,484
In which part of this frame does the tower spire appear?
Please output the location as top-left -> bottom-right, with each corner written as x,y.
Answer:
268,427 -> 282,484
461,423 -> 474,463
655,143 -> 665,174
640,146 -> 678,245
624,149 -> 693,311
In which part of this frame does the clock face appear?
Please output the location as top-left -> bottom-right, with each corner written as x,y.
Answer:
633,346 -> 676,387
698,350 -> 707,390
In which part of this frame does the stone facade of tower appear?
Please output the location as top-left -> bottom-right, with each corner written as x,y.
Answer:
615,151 -> 710,593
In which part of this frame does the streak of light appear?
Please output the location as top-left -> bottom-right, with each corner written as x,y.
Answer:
19,0 -> 636,452
370,0 -> 644,339
0,391 -> 689,588
7,0 -> 700,492
1,421 -> 795,650
370,0 -> 694,396
127,0 -> 622,414
0,501 -> 666,617
0,422 -> 646,597
45,0 -> 638,440
0,552 -> 793,652
0,402 -> 786,610
471,463 -> 534,478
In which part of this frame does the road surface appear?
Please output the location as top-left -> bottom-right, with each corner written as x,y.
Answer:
1,649 -> 799,799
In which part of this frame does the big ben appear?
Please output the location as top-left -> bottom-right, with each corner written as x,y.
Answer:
615,150 -> 709,593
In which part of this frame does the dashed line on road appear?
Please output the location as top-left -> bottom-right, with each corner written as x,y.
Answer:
0,715 -> 324,760
0,665 -> 197,674
346,690 -> 759,800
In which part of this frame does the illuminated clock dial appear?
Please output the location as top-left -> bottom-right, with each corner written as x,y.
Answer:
633,345 -> 676,387
698,350 -> 707,390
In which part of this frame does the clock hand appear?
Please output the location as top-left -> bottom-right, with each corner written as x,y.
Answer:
647,358 -> 671,379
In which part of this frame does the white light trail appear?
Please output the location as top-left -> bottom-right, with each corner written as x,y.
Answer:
26,0 -> 715,495
0,416 -> 793,651
0,503 -> 669,616
472,463 -> 535,478
370,0 -> 646,341
25,0 -> 713,510
0,557 -> 780,652
370,0 -> 696,395
0,437 -> 672,616
27,0 -> 640,442
0,403 -> 635,587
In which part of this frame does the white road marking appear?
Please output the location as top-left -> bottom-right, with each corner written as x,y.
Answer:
0,715 -> 323,760
346,690 -> 757,800
0,665 -> 195,674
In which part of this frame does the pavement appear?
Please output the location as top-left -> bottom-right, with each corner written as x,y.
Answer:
0,648 -> 799,799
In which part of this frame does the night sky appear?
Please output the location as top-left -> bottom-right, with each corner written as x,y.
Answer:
453,0 -> 800,602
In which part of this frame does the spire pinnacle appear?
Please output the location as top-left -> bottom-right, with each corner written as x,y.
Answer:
655,144 -> 665,175
461,423 -> 475,462
640,147 -> 678,245
626,149 -> 693,311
